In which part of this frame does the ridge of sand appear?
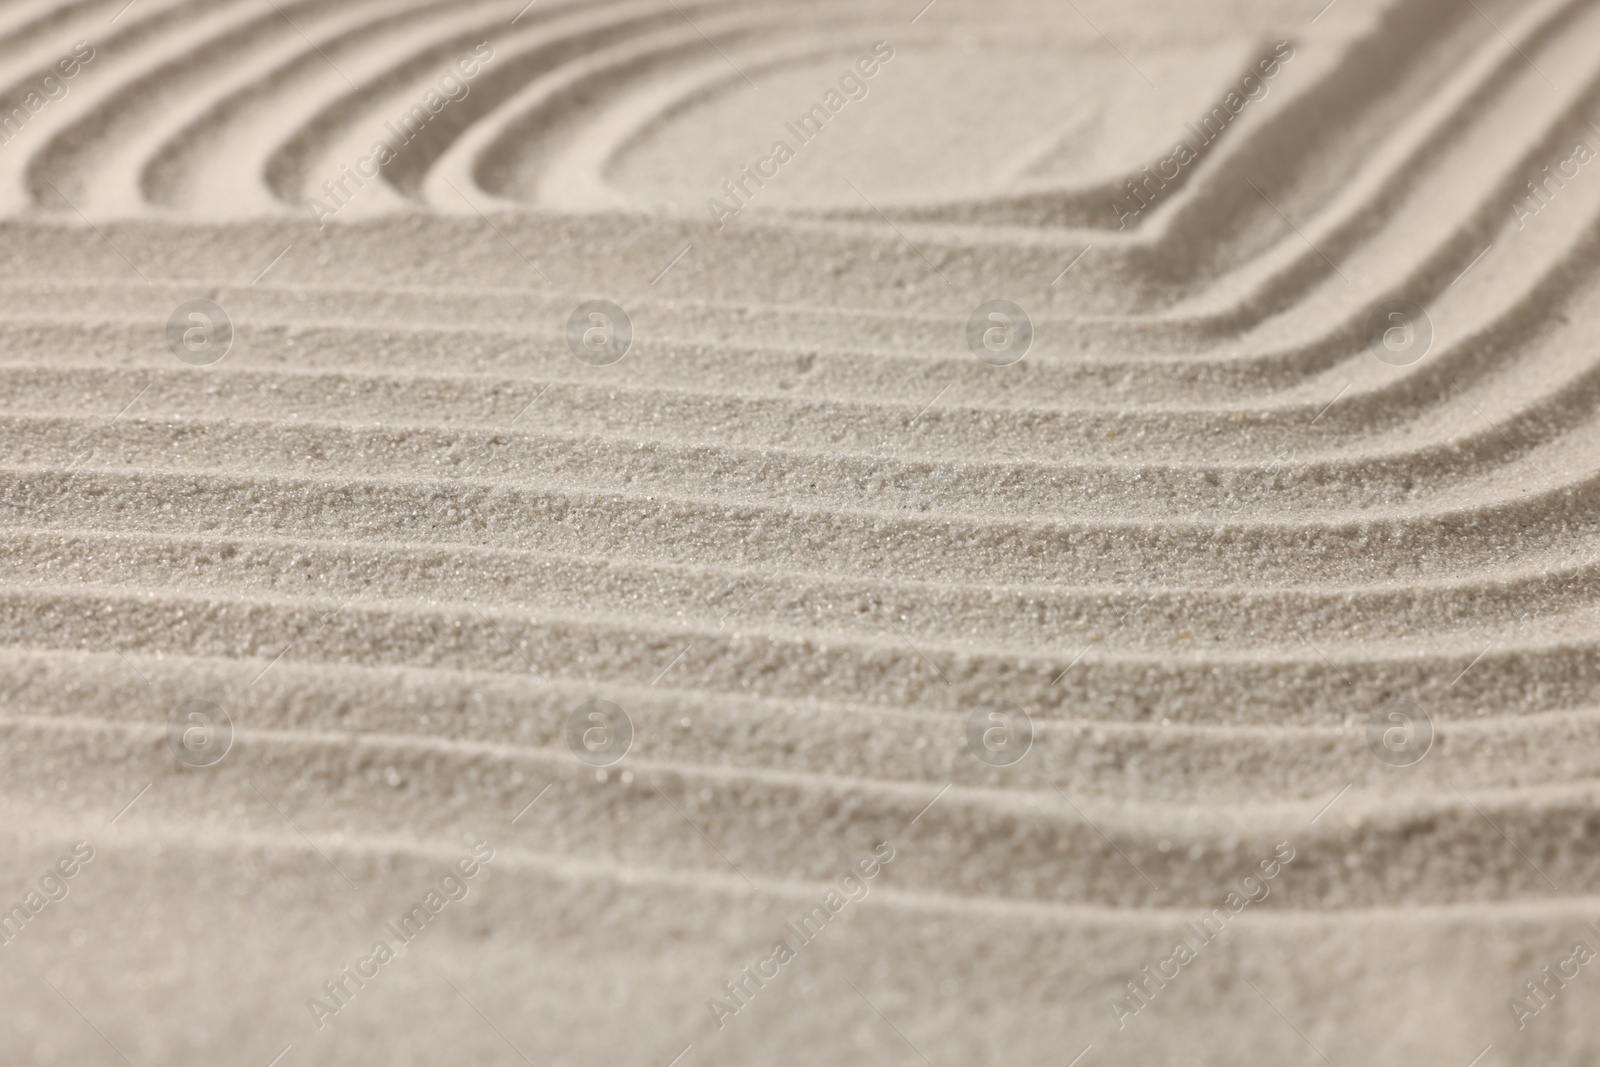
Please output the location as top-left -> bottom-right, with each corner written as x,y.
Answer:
4,0 -> 1600,1064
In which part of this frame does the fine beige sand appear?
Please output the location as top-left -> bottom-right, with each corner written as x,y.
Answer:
3,0 -> 1600,1064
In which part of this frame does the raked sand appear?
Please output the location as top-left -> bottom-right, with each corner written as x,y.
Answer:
3,0 -> 1600,1063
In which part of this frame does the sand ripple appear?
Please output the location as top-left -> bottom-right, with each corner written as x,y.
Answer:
3,0 -> 1600,1064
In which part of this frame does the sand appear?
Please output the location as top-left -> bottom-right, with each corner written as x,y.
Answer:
1,0 -> 1598,1063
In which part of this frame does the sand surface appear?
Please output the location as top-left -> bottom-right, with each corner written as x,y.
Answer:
2,0 -> 1600,1063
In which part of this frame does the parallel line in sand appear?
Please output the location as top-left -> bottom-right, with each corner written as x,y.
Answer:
6,403 -> 1595,493
17,643 -> 1600,737
15,711 -> 1600,814
2,522 -> 1599,608
8,459 -> 1600,540
8,580 -> 1600,677
10,717 -> 1600,909
17,807 -> 1600,924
